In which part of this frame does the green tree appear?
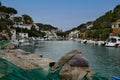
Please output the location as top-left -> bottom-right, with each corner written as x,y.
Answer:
112,5 -> 120,21
0,19 -> 13,31
36,23 -> 58,31
22,14 -> 33,24
92,10 -> 112,30
5,7 -> 17,16
56,31 -> 66,37
0,20 -> 6,31
75,24 -> 87,32
0,6 -> 17,16
13,17 -> 22,25
100,28 -> 112,40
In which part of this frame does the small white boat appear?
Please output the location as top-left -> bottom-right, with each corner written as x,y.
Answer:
10,39 -> 34,47
105,36 -> 120,47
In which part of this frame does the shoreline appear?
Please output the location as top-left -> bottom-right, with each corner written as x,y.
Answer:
0,49 -> 53,70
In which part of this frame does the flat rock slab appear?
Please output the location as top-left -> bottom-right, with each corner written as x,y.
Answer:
0,49 -> 53,69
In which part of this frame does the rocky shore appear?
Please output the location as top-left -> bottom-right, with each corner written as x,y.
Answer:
0,49 -> 53,70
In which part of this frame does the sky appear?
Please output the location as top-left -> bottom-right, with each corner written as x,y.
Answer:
1,0 -> 120,31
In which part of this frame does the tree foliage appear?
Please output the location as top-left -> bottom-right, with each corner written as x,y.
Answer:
22,14 -> 33,24
36,23 -> 58,31
0,4 -> 17,32
112,5 -> 120,21
0,19 -> 13,31
0,6 -> 17,16
13,17 -> 22,24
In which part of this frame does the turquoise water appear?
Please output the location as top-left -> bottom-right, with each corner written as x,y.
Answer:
22,41 -> 120,79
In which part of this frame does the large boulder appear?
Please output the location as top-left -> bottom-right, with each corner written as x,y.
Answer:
50,50 -> 94,80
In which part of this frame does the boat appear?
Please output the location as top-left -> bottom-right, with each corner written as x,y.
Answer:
10,39 -> 34,47
105,36 -> 120,47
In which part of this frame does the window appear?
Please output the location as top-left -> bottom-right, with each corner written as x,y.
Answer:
119,24 -> 120,27
110,38 -> 116,43
118,39 -> 120,41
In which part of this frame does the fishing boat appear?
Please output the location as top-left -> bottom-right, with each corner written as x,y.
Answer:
105,36 -> 120,47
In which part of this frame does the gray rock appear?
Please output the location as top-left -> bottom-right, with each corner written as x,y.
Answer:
50,50 -> 94,80
68,54 -> 89,67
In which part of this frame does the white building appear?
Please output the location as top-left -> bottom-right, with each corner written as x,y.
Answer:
10,29 -> 16,40
111,19 -> 120,28
86,22 -> 93,29
13,23 -> 39,31
69,30 -> 80,39
13,24 -> 32,30
18,33 -> 28,38
33,23 -> 39,31
86,24 -> 93,29
10,28 -> 29,40
44,31 -> 58,40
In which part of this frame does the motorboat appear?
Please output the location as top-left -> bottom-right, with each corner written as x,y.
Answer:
105,36 -> 120,47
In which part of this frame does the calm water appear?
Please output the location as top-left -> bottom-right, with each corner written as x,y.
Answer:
22,41 -> 120,79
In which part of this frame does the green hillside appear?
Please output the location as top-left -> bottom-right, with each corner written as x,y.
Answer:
65,5 -> 120,40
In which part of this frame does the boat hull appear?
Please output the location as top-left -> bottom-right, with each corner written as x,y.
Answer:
105,42 -> 120,47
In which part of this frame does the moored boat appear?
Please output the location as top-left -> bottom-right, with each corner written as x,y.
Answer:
10,39 -> 34,47
105,36 -> 120,47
